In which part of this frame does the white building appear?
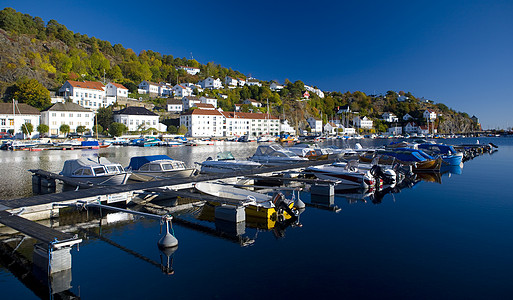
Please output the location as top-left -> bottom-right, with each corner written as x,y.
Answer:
280,119 -> 296,135
403,113 -> 414,121
173,84 -> 193,98
382,112 -> 399,123
0,102 -> 40,138
324,122 -> 338,135
193,103 -> 216,110
199,96 -> 217,108
242,99 -> 262,108
237,78 -> 246,87
234,104 -> 242,112
40,102 -> 93,137
105,82 -> 129,101
113,106 -> 161,132
304,85 -> 325,98
387,126 -> 403,135
180,109 -> 225,137
270,82 -> 284,91
176,66 -> 200,75
246,81 -> 262,87
353,116 -> 373,129
423,109 -> 437,120
306,117 -> 323,133
182,96 -> 201,111
138,80 -> 160,95
58,80 -> 107,111
167,99 -> 183,113
198,77 -> 222,89
404,122 -> 418,133
225,76 -> 238,87
160,83 -> 174,97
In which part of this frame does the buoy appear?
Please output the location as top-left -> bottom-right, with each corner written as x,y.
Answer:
158,216 -> 178,248
294,198 -> 305,210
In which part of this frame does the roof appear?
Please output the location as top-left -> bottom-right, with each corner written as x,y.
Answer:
178,66 -> 199,70
244,99 -> 259,103
194,103 -> 215,109
181,109 -> 224,116
167,99 -> 182,105
109,82 -> 128,90
0,103 -> 40,115
113,106 -> 158,116
67,80 -> 105,91
222,112 -> 278,120
182,96 -> 200,101
42,102 -> 92,112
128,155 -> 173,171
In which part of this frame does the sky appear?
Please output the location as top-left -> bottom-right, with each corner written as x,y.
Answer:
3,0 -> 513,129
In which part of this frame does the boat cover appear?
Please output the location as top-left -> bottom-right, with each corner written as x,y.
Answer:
253,144 -> 286,156
377,149 -> 429,162
60,157 -> 114,176
127,155 -> 173,170
418,144 -> 456,154
216,151 -> 235,160
81,140 -> 100,146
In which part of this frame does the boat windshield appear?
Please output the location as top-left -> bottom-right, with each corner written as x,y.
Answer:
162,163 -> 174,170
106,165 -> 119,173
217,151 -> 235,161
93,167 -> 106,175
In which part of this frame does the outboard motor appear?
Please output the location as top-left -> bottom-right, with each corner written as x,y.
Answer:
272,192 -> 297,220
370,165 -> 396,185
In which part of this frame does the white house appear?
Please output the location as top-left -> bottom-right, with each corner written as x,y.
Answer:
403,113 -> 414,121
138,80 -> 160,95
246,81 -> 262,87
423,109 -> 437,120
58,80 -> 107,111
0,102 -> 40,138
198,77 -> 222,89
280,119 -> 296,135
242,99 -> 262,108
182,96 -> 201,111
270,82 -> 284,91
324,122 -> 338,135
105,82 -> 129,101
382,112 -> 399,123
113,106 -> 161,132
176,66 -> 200,75
223,112 -> 280,137
304,85 -> 325,98
199,96 -> 217,108
225,76 -> 238,87
404,122 -> 418,133
418,125 -> 430,135
237,78 -> 246,87
353,116 -> 373,129
167,99 -> 183,113
40,102 -> 93,137
193,103 -> 216,110
387,126 -> 403,135
173,84 -> 193,98
306,117 -> 323,133
160,83 -> 174,97
234,104 -> 242,112
180,109 -> 225,137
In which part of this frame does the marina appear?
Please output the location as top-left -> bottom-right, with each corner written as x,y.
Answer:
0,137 -> 511,299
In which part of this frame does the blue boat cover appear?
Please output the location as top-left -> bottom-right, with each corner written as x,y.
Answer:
418,144 -> 456,155
81,140 -> 100,146
378,149 -> 429,162
127,155 -> 173,170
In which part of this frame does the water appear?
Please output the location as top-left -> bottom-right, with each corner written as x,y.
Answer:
1,137 -> 512,299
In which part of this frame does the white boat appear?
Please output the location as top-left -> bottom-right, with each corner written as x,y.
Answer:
305,160 -> 377,190
60,157 -> 130,185
250,144 -> 309,166
257,135 -> 276,142
332,160 -> 398,186
126,155 -> 196,181
197,151 -> 262,174
194,182 -> 295,219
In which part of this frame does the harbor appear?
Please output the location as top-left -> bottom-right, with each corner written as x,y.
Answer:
0,137 -> 511,299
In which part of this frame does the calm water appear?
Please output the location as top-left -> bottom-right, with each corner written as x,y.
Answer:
1,137 -> 512,299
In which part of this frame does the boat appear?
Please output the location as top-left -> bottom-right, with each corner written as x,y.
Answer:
249,144 -> 309,166
257,135 -> 276,142
304,160 -> 378,190
359,148 -> 443,172
137,137 -> 161,147
196,151 -> 262,174
194,182 -> 296,219
60,157 -> 130,185
287,144 -> 329,160
418,143 -> 463,166
126,155 -> 196,181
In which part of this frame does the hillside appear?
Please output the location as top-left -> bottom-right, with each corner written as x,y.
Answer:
0,7 -> 478,133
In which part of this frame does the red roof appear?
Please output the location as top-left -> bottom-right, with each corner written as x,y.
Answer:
67,80 -> 105,91
222,111 -> 278,120
110,82 -> 128,90
182,109 -> 224,116
195,103 -> 215,109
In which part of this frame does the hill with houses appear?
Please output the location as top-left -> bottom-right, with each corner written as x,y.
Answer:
0,7 -> 479,138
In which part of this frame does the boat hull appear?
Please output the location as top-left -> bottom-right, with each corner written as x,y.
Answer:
66,172 -> 130,186
129,168 -> 196,181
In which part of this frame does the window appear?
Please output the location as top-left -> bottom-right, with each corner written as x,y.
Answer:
69,113 -> 73,118
77,114 -> 81,117
1,119 -> 5,125
82,168 -> 92,176
9,119 -> 13,126
72,169 -> 83,176
52,113 -> 56,117
150,164 -> 161,172
93,167 -> 105,175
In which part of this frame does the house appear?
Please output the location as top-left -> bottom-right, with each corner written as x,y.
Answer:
58,80 -> 107,111
176,66 -> 200,75
418,125 -> 430,135
280,119 -> 296,135
138,80 -> 160,95
337,105 -> 351,114
180,109 -> 225,137
193,103 -> 216,110
223,111 -> 280,137
403,113 -> 414,121
173,84 -> 193,98
423,109 -> 437,120
270,82 -> 284,91
353,116 -> 373,129
167,99 -> 183,113
304,85 -> 325,98
306,117 -> 323,133
199,96 -> 217,108
242,99 -> 262,108
246,80 -> 262,87
324,122 -> 338,135
225,76 -> 238,87
397,95 -> 409,102
160,83 -> 174,97
113,106 -> 161,132
182,96 -> 201,111
237,78 -> 246,87
105,82 -> 129,101
382,112 -> 399,123
198,77 -> 222,89
0,102 -> 40,138
404,122 -> 418,133
40,102 -> 93,137
234,104 -> 242,112
302,91 -> 310,99
387,126 -> 403,135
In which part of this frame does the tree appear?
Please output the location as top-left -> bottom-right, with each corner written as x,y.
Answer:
92,124 -> 103,135
76,125 -> 86,135
109,122 -> 127,137
167,125 -> 178,134
59,124 -> 70,136
96,107 -> 113,131
177,125 -> 188,135
13,78 -> 51,110
37,124 -> 49,137
21,122 -> 33,138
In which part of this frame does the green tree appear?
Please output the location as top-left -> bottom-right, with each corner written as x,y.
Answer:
177,125 -> 188,135
92,124 -> 103,135
21,122 -> 33,138
167,125 -> 178,134
13,78 -> 51,110
59,124 -> 70,136
76,125 -> 86,135
109,122 -> 127,137
37,124 -> 49,137
96,107 -> 113,130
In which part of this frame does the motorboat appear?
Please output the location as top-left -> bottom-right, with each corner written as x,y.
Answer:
194,182 -> 296,219
359,148 -> 443,172
137,137 -> 161,147
249,144 -> 309,166
287,144 -> 329,160
196,151 -> 262,174
257,135 -> 276,142
126,155 -> 196,181
60,157 -> 130,185
304,160 -> 378,190
332,160 -> 399,186
418,143 -> 463,166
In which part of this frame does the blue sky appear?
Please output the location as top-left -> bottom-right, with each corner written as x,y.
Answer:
4,0 -> 512,129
